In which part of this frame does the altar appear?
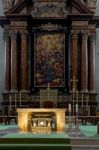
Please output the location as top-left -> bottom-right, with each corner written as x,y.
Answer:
17,109 -> 66,132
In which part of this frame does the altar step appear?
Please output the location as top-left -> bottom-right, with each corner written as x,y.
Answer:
70,138 -> 99,150
0,144 -> 71,150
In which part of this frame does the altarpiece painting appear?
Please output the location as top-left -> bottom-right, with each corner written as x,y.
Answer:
34,33 -> 65,87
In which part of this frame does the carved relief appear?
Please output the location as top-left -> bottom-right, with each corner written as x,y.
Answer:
86,0 -> 97,6
80,0 -> 97,12
31,1 -> 68,18
1,0 -> 19,11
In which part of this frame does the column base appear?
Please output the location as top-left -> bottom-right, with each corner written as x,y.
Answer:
3,90 -> 10,93
20,89 -> 30,93
80,89 -> 88,93
10,89 -> 18,93
89,90 -> 96,94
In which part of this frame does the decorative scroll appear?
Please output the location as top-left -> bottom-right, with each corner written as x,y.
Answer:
31,1 -> 67,18
34,33 -> 65,87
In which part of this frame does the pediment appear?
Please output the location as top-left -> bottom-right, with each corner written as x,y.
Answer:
2,0 -> 96,17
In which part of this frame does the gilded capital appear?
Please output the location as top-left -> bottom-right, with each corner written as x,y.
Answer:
71,31 -> 79,39
20,31 -> 28,40
10,31 -> 18,40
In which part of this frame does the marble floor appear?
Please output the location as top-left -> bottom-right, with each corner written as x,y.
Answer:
0,124 -> 98,138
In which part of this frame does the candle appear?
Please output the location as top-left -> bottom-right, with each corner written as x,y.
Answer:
68,104 -> 71,112
20,91 -> 21,107
82,93 -> 83,109
15,94 -> 16,108
76,104 -> 78,112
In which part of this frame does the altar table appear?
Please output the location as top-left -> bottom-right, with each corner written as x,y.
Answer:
17,108 -> 66,132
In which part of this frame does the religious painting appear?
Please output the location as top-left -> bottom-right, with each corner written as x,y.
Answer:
34,33 -> 65,87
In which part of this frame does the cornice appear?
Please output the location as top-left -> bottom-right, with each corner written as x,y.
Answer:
3,0 -> 95,15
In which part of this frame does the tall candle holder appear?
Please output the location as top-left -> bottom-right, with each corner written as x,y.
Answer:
15,94 -> 16,108
82,93 -> 83,109
20,91 -> 21,107
86,95 -> 89,111
67,103 -> 73,132
9,95 -> 11,115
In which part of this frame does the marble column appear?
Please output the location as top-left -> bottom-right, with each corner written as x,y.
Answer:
20,31 -> 28,92
81,32 -> 88,92
89,33 -> 95,93
11,31 -> 18,92
5,32 -> 11,92
71,31 -> 78,89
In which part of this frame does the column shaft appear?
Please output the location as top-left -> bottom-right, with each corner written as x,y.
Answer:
5,32 -> 11,91
71,32 -> 78,89
21,31 -> 28,91
89,34 -> 95,92
81,32 -> 88,92
11,31 -> 18,92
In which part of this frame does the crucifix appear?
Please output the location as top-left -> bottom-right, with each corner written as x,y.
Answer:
70,76 -> 78,92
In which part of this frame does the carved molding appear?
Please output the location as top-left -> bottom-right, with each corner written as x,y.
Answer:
72,21 -> 88,27
11,21 -> 27,27
41,23 -> 62,31
31,1 -> 68,18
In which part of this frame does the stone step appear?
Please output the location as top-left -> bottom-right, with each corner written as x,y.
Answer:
70,138 -> 99,145
71,145 -> 99,150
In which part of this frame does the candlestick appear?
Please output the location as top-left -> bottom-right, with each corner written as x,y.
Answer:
82,93 -> 83,109
68,103 -> 72,129
9,95 -> 11,112
88,106 -> 90,116
72,88 -> 75,116
20,91 -> 21,107
15,94 -> 16,108
76,91 -> 78,105
86,95 -> 89,110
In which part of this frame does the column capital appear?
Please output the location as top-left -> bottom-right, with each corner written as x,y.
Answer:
20,30 -> 28,39
4,31 -> 9,40
89,33 -> 96,41
10,31 -> 18,39
71,31 -> 79,39
81,31 -> 88,39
